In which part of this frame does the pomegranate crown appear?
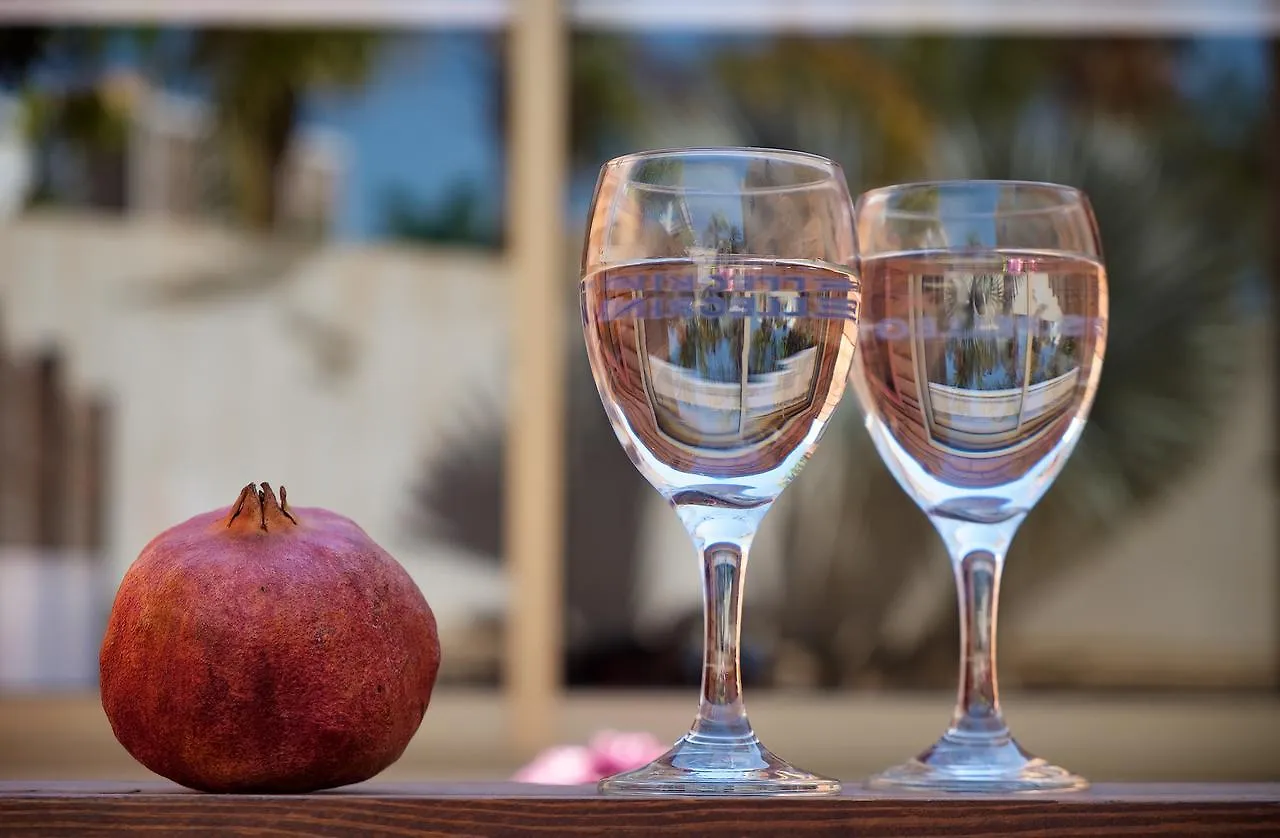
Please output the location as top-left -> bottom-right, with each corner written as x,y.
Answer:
225,482 -> 298,532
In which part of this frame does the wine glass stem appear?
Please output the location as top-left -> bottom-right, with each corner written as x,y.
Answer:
951,548 -> 1008,738
677,504 -> 768,743
933,516 -> 1021,742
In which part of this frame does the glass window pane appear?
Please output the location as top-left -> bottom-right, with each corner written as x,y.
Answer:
563,31 -> 1276,694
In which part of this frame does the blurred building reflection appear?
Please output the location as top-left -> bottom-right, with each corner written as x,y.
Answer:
858,266 -> 1102,489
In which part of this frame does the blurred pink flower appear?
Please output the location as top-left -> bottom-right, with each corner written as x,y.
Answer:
510,745 -> 602,785
511,730 -> 669,784
588,731 -> 669,774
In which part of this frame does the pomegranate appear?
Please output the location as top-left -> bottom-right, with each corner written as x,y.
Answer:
99,482 -> 440,793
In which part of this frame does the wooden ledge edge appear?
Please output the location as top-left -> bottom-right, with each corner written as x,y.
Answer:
4,780 -> 1280,801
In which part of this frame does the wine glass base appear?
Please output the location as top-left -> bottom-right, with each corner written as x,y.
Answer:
599,734 -> 841,797
867,735 -> 1087,794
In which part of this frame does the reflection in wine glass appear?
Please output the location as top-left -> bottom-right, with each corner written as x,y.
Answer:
850,181 -> 1108,792
580,148 -> 860,796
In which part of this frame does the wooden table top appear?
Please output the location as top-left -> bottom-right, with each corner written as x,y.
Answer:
2,781 -> 1279,836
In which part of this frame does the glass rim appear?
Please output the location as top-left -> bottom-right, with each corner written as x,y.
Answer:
856,178 -> 1088,218
600,146 -> 845,196
604,145 -> 840,169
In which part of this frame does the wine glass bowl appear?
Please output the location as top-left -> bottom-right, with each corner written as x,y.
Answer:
850,180 -> 1108,792
580,148 -> 860,795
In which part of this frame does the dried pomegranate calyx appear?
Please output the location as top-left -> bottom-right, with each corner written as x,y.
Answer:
225,482 -> 298,532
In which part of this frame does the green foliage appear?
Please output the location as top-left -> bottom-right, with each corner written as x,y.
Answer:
22,87 -> 129,153
189,29 -> 382,96
382,182 -> 501,250
183,30 -> 383,231
569,34 -> 650,167
783,108 -> 1257,687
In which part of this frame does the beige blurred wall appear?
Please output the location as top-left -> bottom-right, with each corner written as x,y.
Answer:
0,213 -> 510,676
1008,328 -> 1275,686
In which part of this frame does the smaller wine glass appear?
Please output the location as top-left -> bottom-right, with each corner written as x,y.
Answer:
849,180 -> 1108,792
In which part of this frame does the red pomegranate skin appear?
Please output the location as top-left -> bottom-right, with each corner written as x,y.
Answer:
99,483 -> 441,793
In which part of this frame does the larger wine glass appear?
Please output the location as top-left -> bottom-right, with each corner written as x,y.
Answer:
850,180 -> 1107,792
580,148 -> 860,796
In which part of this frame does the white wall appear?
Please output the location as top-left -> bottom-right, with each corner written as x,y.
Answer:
0,214 -> 509,664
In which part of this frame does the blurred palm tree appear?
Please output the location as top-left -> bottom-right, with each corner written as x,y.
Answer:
697,35 -> 1260,688
782,109 -> 1255,688
567,34 -> 651,169
711,37 -> 935,189
183,30 -> 382,232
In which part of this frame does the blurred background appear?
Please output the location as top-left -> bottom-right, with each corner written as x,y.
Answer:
0,0 -> 1276,783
